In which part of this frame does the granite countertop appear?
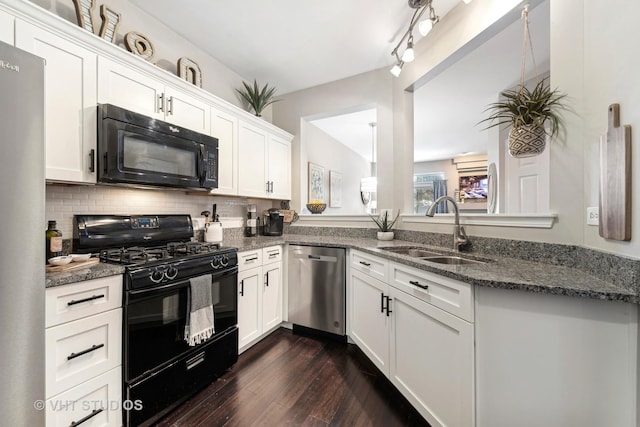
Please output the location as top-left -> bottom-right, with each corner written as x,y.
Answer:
46,235 -> 638,304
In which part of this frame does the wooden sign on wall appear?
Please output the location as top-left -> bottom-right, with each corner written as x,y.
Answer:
599,103 -> 632,241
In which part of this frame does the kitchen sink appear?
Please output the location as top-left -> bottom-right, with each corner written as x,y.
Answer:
380,247 -> 443,257
422,256 -> 486,265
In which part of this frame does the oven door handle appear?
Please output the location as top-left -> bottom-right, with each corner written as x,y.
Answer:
128,266 -> 238,298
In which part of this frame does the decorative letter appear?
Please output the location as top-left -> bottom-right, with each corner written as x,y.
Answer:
72,0 -> 96,33
178,57 -> 203,88
125,32 -> 155,61
98,5 -> 121,43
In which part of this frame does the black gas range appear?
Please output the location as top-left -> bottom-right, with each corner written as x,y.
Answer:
74,214 -> 239,427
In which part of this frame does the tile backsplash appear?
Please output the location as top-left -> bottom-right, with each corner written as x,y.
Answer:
45,184 -> 274,238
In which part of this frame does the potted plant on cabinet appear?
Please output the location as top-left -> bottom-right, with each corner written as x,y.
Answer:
371,210 -> 400,241
235,79 -> 280,117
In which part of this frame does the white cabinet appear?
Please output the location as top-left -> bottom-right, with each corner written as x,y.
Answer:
209,106 -> 238,195
45,275 -> 123,427
0,10 -> 14,44
349,250 -> 475,427
349,269 -> 390,374
389,286 -> 474,427
238,121 -> 291,199
16,20 -> 97,184
98,56 -> 210,134
237,246 -> 283,352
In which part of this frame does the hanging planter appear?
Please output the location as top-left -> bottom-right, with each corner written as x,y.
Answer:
479,6 -> 568,158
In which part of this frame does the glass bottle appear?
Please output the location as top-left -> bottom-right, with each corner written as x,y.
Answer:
46,220 -> 63,260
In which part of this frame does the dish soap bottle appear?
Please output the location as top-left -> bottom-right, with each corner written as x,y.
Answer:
46,220 -> 63,260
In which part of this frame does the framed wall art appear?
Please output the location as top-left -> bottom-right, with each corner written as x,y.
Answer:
329,170 -> 342,207
308,162 -> 324,202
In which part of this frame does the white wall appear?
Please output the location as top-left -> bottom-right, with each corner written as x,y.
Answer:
303,121 -> 371,214
273,68 -> 394,213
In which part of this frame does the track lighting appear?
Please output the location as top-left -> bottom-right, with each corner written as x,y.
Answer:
390,0 -> 469,77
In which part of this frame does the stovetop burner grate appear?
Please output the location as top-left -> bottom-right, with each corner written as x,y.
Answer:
99,241 -> 223,265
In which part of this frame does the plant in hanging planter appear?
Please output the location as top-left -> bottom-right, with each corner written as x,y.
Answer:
370,210 -> 400,241
479,78 -> 568,158
235,79 -> 280,117
479,5 -> 569,158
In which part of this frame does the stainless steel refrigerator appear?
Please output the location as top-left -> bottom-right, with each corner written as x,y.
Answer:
0,41 -> 45,426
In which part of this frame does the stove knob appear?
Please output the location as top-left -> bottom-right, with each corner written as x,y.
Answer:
210,257 -> 221,269
165,265 -> 178,280
150,269 -> 165,283
220,254 -> 229,267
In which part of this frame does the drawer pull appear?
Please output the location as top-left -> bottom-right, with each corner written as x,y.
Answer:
67,294 -> 105,306
380,292 -> 385,313
244,256 -> 259,262
69,408 -> 104,427
186,351 -> 205,370
268,252 -> 279,258
359,261 -> 371,267
67,343 -> 104,361
409,280 -> 429,290
385,296 -> 393,317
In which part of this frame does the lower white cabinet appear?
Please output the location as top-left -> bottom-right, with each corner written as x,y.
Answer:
349,250 -> 475,427
45,276 -> 123,427
237,246 -> 283,352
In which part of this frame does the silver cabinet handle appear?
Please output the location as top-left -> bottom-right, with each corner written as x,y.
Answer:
167,96 -> 174,115
157,93 -> 164,112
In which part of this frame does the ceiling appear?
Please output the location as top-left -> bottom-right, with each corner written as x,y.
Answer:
130,0 -> 549,164
130,0 -> 461,95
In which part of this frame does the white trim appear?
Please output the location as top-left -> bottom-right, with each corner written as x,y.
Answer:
401,213 -> 557,228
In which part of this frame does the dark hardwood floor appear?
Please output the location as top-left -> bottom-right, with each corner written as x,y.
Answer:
154,328 -> 431,427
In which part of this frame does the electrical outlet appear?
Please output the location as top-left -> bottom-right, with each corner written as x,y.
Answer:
587,207 -> 599,226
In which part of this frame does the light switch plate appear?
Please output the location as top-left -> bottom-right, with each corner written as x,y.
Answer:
587,207 -> 599,226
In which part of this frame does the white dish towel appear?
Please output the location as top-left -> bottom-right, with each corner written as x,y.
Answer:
184,274 -> 215,346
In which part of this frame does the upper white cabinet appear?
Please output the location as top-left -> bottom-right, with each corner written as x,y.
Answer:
209,106 -> 239,195
0,10 -> 14,44
16,19 -> 97,184
97,56 -> 210,135
238,121 -> 291,199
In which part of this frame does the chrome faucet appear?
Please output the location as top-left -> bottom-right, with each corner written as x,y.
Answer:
426,196 -> 469,251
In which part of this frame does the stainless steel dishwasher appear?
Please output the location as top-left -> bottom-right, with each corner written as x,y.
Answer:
288,245 -> 346,337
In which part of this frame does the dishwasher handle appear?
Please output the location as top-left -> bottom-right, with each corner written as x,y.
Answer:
304,254 -> 338,263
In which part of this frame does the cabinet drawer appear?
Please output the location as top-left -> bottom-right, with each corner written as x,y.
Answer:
46,276 -> 122,328
46,366 -> 122,427
351,250 -> 388,282
238,249 -> 262,270
262,245 -> 282,265
46,309 -> 122,398
390,262 -> 474,322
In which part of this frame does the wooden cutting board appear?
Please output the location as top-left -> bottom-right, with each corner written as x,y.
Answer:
599,104 -> 632,241
46,258 -> 100,272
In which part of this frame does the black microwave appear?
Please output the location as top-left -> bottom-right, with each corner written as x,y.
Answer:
97,103 -> 218,190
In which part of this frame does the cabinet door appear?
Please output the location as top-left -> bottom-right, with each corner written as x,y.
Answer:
237,266 -> 262,351
97,56 -> 163,120
262,262 -> 282,331
349,269 -> 390,375
389,287 -> 474,427
238,122 -> 268,197
209,107 -> 238,195
164,86 -> 210,134
0,10 -> 14,44
16,20 -> 97,183
267,135 -> 291,200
